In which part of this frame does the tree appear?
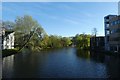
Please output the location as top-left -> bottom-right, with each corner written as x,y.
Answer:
39,34 -> 49,49
91,28 -> 98,49
73,33 -> 91,49
61,37 -> 72,47
14,15 -> 45,51
15,15 -> 41,34
2,21 -> 15,29
92,28 -> 97,37
48,35 -> 62,48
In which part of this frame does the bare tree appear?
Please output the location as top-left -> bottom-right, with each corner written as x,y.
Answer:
92,28 -> 97,37
91,28 -> 98,50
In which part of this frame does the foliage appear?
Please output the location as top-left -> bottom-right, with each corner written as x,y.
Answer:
3,15 -> 91,52
2,21 -> 15,29
13,15 -> 45,51
73,33 -> 91,49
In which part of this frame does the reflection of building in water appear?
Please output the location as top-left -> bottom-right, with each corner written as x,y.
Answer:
2,55 -> 14,78
105,56 -> 120,78
90,51 -> 105,63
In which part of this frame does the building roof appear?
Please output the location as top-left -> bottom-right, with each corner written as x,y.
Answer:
5,30 -> 14,37
104,15 -> 117,19
90,36 -> 104,39
0,27 -> 14,36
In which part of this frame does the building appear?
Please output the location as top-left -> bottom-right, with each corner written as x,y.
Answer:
0,27 -> 15,50
104,15 -> 117,51
104,15 -> 120,52
90,36 -> 105,50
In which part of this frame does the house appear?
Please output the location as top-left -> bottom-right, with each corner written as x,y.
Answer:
0,27 -> 15,50
90,36 -> 105,50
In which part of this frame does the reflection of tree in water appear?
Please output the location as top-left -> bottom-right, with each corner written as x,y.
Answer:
90,51 -> 105,63
76,49 -> 90,60
76,49 -> 105,63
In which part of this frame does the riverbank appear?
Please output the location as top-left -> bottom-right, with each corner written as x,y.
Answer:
2,47 -> 72,58
2,49 -> 19,58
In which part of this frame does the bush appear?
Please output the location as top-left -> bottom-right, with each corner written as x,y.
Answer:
2,49 -> 18,57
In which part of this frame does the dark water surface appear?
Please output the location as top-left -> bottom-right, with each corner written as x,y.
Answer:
2,47 -> 120,78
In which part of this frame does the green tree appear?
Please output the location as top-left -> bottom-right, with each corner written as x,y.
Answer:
14,15 -> 45,51
74,33 -> 91,49
39,34 -> 49,49
2,21 -> 15,29
61,37 -> 72,47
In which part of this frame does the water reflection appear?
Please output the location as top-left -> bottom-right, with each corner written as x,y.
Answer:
90,51 -> 105,63
75,49 -> 107,78
76,49 -> 106,63
2,55 -> 14,78
76,49 -> 90,60
2,47 -> 120,78
12,51 -> 48,78
76,49 -> 120,78
0,51 -> 2,79
105,55 -> 120,78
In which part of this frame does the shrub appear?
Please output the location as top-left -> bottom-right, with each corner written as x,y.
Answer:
2,49 -> 18,57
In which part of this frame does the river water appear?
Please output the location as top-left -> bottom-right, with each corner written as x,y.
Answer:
2,47 -> 120,78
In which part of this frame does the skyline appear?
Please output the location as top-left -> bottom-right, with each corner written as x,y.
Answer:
2,2 -> 118,37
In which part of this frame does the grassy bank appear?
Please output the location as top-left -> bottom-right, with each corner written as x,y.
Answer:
2,49 -> 19,58
2,47 -> 71,58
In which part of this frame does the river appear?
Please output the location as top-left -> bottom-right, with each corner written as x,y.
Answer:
2,47 -> 120,78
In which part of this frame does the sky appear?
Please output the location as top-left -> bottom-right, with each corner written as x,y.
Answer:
2,2 -> 118,37
2,0 -> 120,2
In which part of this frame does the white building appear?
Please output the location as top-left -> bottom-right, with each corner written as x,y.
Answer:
0,27 -> 15,50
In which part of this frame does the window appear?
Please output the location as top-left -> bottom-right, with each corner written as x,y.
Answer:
111,29 -> 120,34
107,36 -> 109,41
111,19 -> 120,26
106,30 -> 110,35
106,24 -> 109,28
118,20 -> 120,24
